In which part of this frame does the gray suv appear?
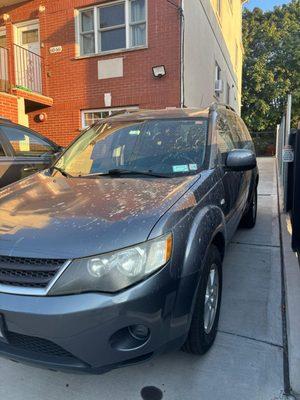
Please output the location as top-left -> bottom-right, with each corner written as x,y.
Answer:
0,104 -> 258,373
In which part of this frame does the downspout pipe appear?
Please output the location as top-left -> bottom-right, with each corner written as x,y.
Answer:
180,0 -> 185,108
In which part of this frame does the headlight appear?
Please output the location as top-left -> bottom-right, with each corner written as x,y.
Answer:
48,233 -> 173,295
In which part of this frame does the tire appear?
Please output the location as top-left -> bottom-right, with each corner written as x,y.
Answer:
240,186 -> 258,229
182,244 -> 222,355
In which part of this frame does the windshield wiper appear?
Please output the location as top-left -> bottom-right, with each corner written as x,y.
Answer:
80,169 -> 171,178
52,166 -> 73,178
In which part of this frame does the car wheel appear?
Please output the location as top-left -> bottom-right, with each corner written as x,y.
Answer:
240,186 -> 258,229
182,244 -> 222,355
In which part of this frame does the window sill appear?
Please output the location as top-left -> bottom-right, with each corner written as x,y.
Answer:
73,45 -> 148,60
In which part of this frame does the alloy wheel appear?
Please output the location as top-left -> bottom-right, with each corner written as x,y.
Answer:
204,264 -> 219,334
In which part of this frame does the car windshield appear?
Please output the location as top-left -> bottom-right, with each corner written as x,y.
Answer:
54,118 -> 209,177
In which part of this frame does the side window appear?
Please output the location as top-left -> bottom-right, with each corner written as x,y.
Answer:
2,126 -> 54,157
237,117 -> 255,151
226,111 -> 243,149
0,142 -> 5,156
216,113 -> 235,164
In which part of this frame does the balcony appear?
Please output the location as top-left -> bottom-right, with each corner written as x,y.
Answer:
14,44 -> 43,94
0,43 -> 52,111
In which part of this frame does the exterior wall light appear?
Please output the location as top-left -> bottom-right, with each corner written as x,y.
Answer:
152,65 -> 166,78
3,14 -> 10,22
38,113 -> 47,122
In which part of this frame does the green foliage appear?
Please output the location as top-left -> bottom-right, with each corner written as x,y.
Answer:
242,0 -> 300,132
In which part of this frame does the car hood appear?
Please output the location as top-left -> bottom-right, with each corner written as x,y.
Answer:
0,172 -> 198,259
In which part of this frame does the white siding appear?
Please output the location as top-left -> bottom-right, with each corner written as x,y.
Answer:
183,0 -> 240,114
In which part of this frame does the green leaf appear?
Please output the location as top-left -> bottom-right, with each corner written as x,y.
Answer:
242,0 -> 300,132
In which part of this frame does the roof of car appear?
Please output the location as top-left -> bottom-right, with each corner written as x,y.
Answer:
0,117 -> 13,123
0,118 -> 27,127
102,107 -> 211,124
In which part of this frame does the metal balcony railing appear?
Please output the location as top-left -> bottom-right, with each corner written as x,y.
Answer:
0,46 -> 9,93
14,44 -> 43,94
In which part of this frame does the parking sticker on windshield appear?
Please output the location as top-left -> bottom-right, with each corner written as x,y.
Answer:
173,165 -> 189,173
189,164 -> 197,171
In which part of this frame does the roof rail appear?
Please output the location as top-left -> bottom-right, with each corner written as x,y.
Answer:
209,102 -> 237,113
0,116 -> 12,122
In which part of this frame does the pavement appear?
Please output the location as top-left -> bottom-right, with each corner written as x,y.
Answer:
0,158 -> 288,400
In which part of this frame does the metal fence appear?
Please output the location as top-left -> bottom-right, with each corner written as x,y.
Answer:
277,115 -> 287,189
277,95 -> 300,252
14,44 -> 43,94
287,128 -> 300,251
252,131 -> 276,156
0,46 -> 9,92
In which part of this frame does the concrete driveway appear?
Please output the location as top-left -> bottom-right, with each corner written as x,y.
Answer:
0,158 -> 285,400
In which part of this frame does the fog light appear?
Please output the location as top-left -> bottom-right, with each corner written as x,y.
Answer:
128,325 -> 150,341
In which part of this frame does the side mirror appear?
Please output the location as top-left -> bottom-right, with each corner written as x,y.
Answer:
53,146 -> 65,156
226,149 -> 257,171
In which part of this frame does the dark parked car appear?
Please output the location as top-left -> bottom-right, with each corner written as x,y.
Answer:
0,118 -> 61,187
0,104 -> 258,374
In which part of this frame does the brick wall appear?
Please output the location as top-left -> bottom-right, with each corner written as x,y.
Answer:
2,0 -> 181,146
0,92 -> 18,123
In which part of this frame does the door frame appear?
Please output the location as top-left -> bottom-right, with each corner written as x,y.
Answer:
0,26 -> 6,47
14,20 -> 42,92
14,19 -> 40,55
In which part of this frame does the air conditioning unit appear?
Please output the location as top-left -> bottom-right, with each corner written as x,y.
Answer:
215,79 -> 224,94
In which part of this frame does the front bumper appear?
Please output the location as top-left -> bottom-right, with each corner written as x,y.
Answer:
0,266 -> 192,374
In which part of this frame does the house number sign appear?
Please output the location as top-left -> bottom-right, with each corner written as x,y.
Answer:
49,46 -> 63,54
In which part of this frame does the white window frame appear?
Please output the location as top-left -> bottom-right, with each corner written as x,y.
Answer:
214,61 -> 222,98
81,106 -> 139,128
77,8 -> 96,55
76,0 -> 148,57
15,20 -> 41,56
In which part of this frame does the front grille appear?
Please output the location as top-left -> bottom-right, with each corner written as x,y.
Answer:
7,331 -> 75,359
0,256 -> 66,288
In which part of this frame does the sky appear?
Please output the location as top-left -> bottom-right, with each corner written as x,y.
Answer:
244,0 -> 290,11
